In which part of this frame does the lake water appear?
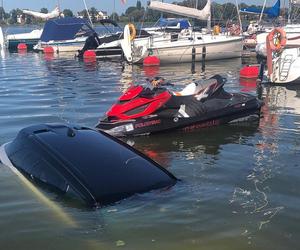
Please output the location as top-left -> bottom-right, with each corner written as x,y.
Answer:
0,28 -> 300,250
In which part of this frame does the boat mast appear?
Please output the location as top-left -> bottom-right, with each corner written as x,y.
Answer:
259,0 -> 267,23
207,0 -> 211,31
288,0 -> 291,24
235,0 -> 242,33
83,0 -> 94,27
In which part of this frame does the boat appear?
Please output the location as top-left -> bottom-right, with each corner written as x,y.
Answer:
96,75 -> 262,137
0,123 -> 177,207
263,28 -> 300,84
34,17 -> 94,53
6,29 -> 43,52
121,0 -> 243,64
78,19 -> 152,59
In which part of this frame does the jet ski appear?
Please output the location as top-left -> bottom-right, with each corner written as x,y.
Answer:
0,124 -> 177,207
96,75 -> 263,137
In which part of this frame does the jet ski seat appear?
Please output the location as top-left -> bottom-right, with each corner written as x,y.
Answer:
173,79 -> 217,96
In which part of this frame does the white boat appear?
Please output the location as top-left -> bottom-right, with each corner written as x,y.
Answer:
265,47 -> 300,84
34,17 -> 92,53
121,0 -> 243,64
6,29 -> 43,51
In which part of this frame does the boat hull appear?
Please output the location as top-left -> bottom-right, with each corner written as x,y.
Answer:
132,35 -> 243,64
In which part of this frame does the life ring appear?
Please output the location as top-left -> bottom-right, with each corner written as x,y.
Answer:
267,28 -> 287,51
128,23 -> 136,41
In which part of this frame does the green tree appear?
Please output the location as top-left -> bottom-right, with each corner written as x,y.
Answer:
136,0 -> 142,10
25,15 -> 32,24
78,9 -> 88,18
110,12 -> 120,22
40,8 -> 48,14
0,7 -> 5,21
89,7 -> 98,23
63,9 -> 73,17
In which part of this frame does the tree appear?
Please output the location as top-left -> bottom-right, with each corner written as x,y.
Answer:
136,0 -> 142,10
25,15 -> 32,24
110,12 -> 120,22
78,9 -> 88,18
63,9 -> 73,17
40,8 -> 48,14
0,7 -> 5,21
89,7 -> 98,23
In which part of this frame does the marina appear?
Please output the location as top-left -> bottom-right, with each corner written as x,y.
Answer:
0,0 -> 300,249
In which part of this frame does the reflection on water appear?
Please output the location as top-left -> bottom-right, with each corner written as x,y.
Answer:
0,45 -> 300,249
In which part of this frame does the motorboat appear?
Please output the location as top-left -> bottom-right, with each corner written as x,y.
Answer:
6,29 -> 43,52
0,124 -> 177,207
96,75 -> 262,137
77,19 -> 151,59
34,17 -> 94,53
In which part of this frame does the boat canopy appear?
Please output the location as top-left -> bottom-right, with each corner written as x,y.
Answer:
157,18 -> 191,29
148,0 -> 211,21
240,0 -> 280,18
40,17 -> 94,42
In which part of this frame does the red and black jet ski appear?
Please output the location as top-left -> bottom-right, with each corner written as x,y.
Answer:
96,75 -> 263,137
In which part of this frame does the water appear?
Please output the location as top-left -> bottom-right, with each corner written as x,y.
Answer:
0,35 -> 300,250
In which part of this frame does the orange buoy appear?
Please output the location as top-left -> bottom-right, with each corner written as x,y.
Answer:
143,56 -> 160,66
43,46 -> 55,54
17,43 -> 27,51
240,65 -> 259,79
83,50 -> 96,59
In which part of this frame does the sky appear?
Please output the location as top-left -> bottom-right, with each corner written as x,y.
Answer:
2,0 -> 276,14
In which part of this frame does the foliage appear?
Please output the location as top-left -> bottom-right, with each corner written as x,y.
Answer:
63,9 -> 73,17
40,8 -> 48,14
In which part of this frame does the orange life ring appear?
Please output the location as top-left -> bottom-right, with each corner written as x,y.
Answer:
267,28 -> 287,51
128,23 -> 136,41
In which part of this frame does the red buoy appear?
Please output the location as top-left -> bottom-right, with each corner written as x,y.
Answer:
143,56 -> 160,66
17,43 -> 27,51
43,46 -> 55,54
240,65 -> 259,79
83,50 -> 96,60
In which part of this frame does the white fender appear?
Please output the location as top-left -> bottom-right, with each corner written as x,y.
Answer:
0,26 -> 4,50
120,24 -> 133,63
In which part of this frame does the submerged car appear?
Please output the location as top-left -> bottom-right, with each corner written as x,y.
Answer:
0,124 -> 177,207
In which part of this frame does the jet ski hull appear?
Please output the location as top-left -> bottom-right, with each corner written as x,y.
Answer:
96,94 -> 262,137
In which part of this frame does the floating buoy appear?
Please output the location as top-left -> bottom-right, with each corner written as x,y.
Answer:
17,43 -> 27,51
240,65 -> 259,79
83,50 -> 96,60
43,46 -> 55,54
143,56 -> 160,66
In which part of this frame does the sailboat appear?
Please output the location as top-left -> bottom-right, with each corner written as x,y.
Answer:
120,0 -> 243,64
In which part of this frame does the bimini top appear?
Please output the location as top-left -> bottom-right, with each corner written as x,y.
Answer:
40,17 -> 94,42
1,124 -> 176,207
157,18 -> 191,29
